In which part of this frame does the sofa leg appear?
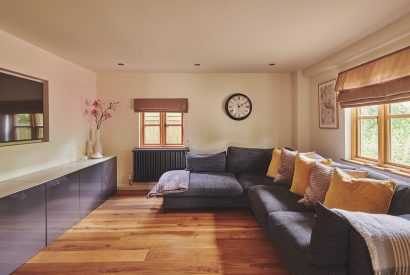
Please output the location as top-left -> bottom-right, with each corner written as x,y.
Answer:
250,209 -> 255,216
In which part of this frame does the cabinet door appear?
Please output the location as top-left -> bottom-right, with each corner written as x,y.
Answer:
79,164 -> 102,217
102,157 -> 117,201
0,185 -> 46,275
46,172 -> 80,245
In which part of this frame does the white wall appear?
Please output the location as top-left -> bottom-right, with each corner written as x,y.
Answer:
97,73 -> 294,187
304,13 -> 410,161
0,29 -> 97,182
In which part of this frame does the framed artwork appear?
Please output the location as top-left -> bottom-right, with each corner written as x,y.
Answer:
318,79 -> 338,129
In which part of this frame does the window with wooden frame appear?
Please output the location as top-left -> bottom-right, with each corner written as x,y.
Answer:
351,101 -> 410,172
140,112 -> 184,147
13,113 -> 44,141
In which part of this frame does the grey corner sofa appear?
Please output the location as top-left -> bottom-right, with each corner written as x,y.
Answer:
163,146 -> 410,275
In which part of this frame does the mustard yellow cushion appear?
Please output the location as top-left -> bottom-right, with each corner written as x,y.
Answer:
290,155 -> 332,196
266,148 -> 281,178
324,168 -> 396,214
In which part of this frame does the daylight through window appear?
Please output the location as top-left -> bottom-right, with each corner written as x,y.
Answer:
352,101 -> 410,169
140,112 -> 184,147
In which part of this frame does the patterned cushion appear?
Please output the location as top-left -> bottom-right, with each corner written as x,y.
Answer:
299,162 -> 334,208
273,148 -> 298,185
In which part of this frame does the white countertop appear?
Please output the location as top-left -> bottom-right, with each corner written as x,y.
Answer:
0,156 -> 115,199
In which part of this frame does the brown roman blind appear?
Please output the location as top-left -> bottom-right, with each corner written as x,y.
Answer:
134,98 -> 188,113
336,46 -> 410,108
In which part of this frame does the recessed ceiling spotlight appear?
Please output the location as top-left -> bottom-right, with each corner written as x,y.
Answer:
269,63 -> 276,66
117,63 -> 125,66
194,63 -> 201,66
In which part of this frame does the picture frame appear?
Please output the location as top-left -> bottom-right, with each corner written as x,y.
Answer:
318,79 -> 338,129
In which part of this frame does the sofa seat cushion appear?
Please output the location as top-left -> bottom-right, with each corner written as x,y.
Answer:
166,172 -> 243,197
267,211 -> 314,259
236,173 -> 273,191
248,185 -> 311,224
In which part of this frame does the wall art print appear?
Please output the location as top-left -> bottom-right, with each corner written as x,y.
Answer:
318,79 -> 338,129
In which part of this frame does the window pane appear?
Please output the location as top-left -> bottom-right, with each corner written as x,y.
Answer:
15,128 -> 32,140
144,112 -> 160,124
390,102 -> 410,115
390,118 -> 410,165
359,118 -> 378,159
166,113 -> 182,125
359,105 -> 378,116
166,126 -> 182,144
14,114 -> 31,126
144,126 -> 160,144
35,114 -> 44,126
37,128 -> 44,139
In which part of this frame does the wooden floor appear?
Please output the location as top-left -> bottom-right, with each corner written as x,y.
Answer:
15,191 -> 289,275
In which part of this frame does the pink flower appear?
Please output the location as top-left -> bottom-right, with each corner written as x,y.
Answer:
91,109 -> 98,117
92,100 -> 99,108
104,112 -> 112,118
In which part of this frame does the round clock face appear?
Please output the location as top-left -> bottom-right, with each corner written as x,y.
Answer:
225,93 -> 252,120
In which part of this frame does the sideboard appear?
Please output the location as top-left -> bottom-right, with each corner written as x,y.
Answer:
0,156 -> 117,275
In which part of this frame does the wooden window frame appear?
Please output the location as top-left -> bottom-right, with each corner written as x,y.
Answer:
140,112 -> 184,148
351,102 -> 410,174
13,113 -> 44,141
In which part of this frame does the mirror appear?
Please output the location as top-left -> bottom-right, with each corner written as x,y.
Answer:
0,68 -> 49,146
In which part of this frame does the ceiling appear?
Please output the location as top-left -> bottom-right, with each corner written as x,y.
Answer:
0,0 -> 409,73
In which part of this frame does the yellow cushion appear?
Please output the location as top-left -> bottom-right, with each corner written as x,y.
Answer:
324,168 -> 396,214
266,148 -> 281,178
290,155 -> 332,196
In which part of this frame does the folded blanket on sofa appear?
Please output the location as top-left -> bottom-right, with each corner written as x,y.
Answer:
147,170 -> 190,198
334,209 -> 410,275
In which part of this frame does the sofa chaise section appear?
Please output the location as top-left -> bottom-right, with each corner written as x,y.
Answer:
163,147 -> 274,209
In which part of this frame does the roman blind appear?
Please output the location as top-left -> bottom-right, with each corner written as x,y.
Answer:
336,46 -> 410,108
133,98 -> 188,113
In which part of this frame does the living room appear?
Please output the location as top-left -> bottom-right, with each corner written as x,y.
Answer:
0,1 -> 410,274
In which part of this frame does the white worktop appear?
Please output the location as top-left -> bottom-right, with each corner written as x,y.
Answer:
0,156 -> 115,199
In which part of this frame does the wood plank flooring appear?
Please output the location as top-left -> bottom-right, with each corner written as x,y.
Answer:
14,191 -> 289,274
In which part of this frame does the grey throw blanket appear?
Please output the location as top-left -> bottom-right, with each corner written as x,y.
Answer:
147,170 -> 190,198
334,209 -> 410,275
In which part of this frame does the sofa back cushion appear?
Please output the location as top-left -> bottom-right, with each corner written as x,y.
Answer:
186,151 -> 226,173
226,147 -> 272,174
389,183 -> 410,215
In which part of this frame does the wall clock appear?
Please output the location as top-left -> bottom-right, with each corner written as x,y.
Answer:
225,93 -> 252,120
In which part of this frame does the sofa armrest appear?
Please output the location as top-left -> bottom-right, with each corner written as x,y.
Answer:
348,229 -> 373,275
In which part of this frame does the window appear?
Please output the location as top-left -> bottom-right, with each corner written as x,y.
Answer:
140,112 -> 184,147
13,113 -> 44,141
352,101 -> 410,170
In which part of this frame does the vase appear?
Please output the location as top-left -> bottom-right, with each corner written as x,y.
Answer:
90,129 -> 103,159
85,129 -> 94,156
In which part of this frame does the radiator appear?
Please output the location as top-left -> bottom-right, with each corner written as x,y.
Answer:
132,148 -> 189,182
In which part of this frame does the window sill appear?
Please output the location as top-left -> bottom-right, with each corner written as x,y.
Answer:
342,158 -> 410,179
138,145 -> 187,149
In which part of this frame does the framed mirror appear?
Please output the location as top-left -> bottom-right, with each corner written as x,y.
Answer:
0,68 -> 49,146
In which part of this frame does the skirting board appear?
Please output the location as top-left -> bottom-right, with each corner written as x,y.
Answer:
118,183 -> 155,191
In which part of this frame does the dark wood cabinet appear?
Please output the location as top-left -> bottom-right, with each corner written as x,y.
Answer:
102,157 -> 117,201
0,157 -> 117,274
79,164 -> 102,217
46,172 -> 80,245
0,184 -> 46,275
